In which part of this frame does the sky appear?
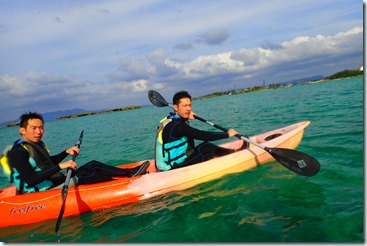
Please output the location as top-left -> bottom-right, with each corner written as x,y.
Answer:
0,0 -> 363,123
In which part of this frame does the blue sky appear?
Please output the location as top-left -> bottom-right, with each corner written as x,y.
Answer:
0,0 -> 363,122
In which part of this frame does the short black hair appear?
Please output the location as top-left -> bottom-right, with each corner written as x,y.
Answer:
173,91 -> 191,105
19,112 -> 44,128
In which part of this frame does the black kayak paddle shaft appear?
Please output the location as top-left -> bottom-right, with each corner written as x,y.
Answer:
55,130 -> 84,233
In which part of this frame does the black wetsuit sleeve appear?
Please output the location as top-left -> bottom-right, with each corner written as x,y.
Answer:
178,121 -> 229,141
50,150 -> 68,164
9,147 -> 62,187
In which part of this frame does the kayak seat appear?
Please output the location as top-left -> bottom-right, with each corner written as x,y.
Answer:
264,133 -> 282,141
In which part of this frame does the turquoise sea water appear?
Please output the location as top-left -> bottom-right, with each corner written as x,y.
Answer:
0,77 -> 363,242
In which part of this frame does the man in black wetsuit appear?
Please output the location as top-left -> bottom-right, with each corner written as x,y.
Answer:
1,112 -> 149,194
155,90 -> 245,171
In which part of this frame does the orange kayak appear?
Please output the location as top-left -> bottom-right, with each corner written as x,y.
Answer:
0,121 -> 310,228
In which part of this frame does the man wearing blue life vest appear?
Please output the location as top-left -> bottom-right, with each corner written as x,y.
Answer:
155,90 -> 246,171
0,112 -> 149,194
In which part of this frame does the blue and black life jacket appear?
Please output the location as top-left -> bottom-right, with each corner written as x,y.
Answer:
0,140 -> 63,194
155,114 -> 190,171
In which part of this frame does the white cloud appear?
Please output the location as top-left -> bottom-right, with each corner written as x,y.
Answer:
0,0 -> 362,122
166,26 -> 362,83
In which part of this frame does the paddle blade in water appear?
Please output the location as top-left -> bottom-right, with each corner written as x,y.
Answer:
267,147 -> 320,176
148,90 -> 169,107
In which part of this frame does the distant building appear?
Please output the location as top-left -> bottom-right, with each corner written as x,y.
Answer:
357,66 -> 363,71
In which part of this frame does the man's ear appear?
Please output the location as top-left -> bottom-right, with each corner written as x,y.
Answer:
173,104 -> 178,112
19,127 -> 26,135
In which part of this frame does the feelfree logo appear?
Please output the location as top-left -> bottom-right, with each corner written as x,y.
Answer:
8,204 -> 46,216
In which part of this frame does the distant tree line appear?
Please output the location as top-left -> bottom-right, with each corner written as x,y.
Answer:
194,68 -> 363,100
57,105 -> 141,120
325,69 -> 363,80
2,105 -> 142,128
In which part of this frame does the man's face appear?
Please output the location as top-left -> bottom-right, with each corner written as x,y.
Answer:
19,119 -> 44,143
174,97 -> 192,119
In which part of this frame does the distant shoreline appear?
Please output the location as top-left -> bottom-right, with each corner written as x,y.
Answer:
2,74 -> 362,128
3,105 -> 141,128
193,75 -> 363,100
56,105 -> 141,120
